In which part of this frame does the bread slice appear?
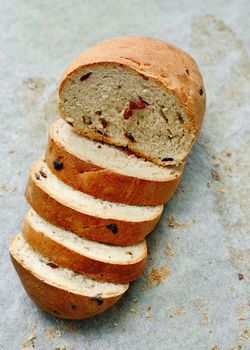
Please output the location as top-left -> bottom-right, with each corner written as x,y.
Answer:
46,119 -> 183,205
22,209 -> 147,283
25,159 -> 163,245
10,233 -> 128,320
58,36 -> 205,167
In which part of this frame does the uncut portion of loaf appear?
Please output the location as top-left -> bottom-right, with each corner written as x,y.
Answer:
46,119 -> 183,205
25,159 -> 163,245
58,36 -> 206,166
22,209 -> 147,282
10,233 -> 128,319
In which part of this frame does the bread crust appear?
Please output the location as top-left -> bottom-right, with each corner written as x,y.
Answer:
10,253 -> 126,320
22,214 -> 147,283
25,175 -> 162,245
45,125 -> 182,206
58,36 -> 206,166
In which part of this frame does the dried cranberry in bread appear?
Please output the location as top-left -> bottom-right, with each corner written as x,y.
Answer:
58,36 -> 206,166
10,233 -> 128,320
46,119 -> 183,205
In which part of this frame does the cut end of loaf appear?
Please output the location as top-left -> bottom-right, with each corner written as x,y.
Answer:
59,64 -> 196,166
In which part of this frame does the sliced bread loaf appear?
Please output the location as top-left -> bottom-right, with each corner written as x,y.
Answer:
46,119 -> 183,205
10,233 -> 128,320
22,209 -> 147,283
58,36 -> 205,167
25,159 -> 163,245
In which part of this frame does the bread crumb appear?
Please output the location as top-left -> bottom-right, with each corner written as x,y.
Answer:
113,323 -> 118,327
146,306 -> 152,319
211,347 -> 218,350
54,346 -> 74,350
237,306 -> 246,321
212,154 -> 223,166
169,307 -> 186,317
202,311 -> 209,324
207,182 -> 211,188
22,325 -> 36,349
225,148 -> 232,157
164,244 -> 176,257
240,328 -> 249,339
147,265 -> 170,287
238,273 -> 244,280
168,215 -> 189,228
225,163 -> 233,174
129,308 -> 137,314
211,169 -> 222,181
46,327 -> 62,340
0,184 -> 8,192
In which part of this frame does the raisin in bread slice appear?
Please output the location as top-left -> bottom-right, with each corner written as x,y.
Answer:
46,119 -> 183,205
58,36 -> 205,167
22,209 -> 147,283
25,159 -> 163,245
10,233 -> 128,320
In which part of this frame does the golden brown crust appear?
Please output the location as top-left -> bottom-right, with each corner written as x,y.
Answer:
45,129 -> 182,205
10,253 -> 125,320
25,175 -> 162,246
22,216 -> 147,283
58,36 -> 206,165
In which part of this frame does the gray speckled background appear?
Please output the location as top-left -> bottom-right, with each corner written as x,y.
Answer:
0,1 -> 249,349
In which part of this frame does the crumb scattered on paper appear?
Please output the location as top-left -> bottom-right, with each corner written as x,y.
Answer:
225,148 -> 232,157
54,345 -> 74,350
146,306 -> 152,319
0,184 -> 8,192
195,299 -> 209,325
46,327 -> 62,340
240,328 -> 249,339
238,273 -> 244,280
211,169 -> 222,181
147,265 -> 170,287
169,307 -> 186,317
168,215 -> 190,228
129,308 -> 137,314
236,303 -> 250,321
164,244 -> 176,257
202,311 -> 209,324
22,325 -> 36,349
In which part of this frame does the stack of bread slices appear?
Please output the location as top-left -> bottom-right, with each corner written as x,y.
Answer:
10,36 -> 205,320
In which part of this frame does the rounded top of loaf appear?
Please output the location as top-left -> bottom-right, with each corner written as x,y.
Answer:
59,36 -> 206,136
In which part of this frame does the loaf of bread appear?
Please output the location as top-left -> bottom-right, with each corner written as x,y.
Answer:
10,233 -> 128,320
10,36 -> 205,320
58,36 -> 206,166
25,159 -> 163,245
22,209 -> 147,283
46,119 -> 183,205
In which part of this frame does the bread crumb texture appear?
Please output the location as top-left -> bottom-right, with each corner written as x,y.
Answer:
146,264 -> 169,288
22,325 -> 36,350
